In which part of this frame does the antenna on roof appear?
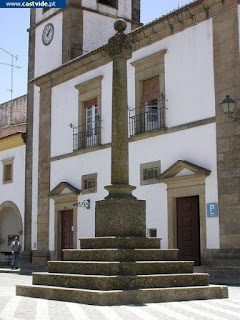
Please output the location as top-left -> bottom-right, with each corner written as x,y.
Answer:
0,48 -> 22,125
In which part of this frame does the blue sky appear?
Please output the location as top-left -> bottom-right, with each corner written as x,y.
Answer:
0,0 -> 192,104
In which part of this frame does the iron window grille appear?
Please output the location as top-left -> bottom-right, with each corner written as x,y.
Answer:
143,167 -> 158,180
129,95 -> 167,136
70,118 -> 101,152
84,179 -> 95,190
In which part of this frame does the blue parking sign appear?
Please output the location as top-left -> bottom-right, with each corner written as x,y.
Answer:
207,203 -> 218,217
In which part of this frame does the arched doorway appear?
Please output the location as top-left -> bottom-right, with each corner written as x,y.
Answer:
0,201 -> 23,264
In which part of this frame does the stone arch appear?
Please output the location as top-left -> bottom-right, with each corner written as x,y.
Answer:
0,201 -> 23,263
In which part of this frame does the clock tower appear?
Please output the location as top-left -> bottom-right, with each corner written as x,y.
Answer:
23,0 -> 141,265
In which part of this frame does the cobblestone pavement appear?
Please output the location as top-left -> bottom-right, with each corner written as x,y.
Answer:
0,273 -> 240,320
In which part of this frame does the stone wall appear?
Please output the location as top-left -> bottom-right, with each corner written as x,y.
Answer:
0,95 -> 27,128
212,0 -> 240,250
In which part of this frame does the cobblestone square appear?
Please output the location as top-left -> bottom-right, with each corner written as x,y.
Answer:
0,273 -> 240,320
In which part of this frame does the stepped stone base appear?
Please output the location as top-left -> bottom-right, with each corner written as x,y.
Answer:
16,237 -> 228,305
17,285 -> 228,306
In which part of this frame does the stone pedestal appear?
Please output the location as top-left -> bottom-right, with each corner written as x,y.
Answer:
95,199 -> 146,237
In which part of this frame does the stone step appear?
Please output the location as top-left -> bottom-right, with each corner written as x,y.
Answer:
48,261 -> 194,275
16,284 -> 228,305
80,237 -> 161,249
32,272 -> 209,290
63,249 -> 179,262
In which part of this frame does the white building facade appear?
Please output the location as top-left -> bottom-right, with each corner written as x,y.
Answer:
23,0 -> 240,269
0,96 -> 27,263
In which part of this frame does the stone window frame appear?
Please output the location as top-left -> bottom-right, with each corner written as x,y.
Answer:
2,158 -> 14,184
82,173 -> 97,195
75,76 -> 103,148
131,50 -> 167,129
140,160 -> 161,186
98,0 -> 118,9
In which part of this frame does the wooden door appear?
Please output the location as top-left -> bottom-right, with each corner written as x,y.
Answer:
61,210 -> 73,250
177,196 -> 200,266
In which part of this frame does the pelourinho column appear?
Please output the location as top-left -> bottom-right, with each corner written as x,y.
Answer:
105,19 -> 135,199
95,19 -> 146,237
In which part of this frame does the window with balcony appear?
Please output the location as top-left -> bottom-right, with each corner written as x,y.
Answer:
74,76 -> 103,152
130,50 -> 167,137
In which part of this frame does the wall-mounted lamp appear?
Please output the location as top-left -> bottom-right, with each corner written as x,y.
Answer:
220,95 -> 240,125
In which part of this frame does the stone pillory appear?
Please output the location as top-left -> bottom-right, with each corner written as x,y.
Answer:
16,19 -> 228,306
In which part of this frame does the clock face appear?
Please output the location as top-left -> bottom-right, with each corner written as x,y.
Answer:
42,23 -> 54,46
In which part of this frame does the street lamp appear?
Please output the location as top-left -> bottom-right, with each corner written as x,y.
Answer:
220,95 -> 240,125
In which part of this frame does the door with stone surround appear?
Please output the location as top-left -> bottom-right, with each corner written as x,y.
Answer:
177,196 -> 200,266
61,210 -> 73,252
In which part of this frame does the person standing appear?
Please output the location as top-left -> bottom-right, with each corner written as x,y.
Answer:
11,236 -> 20,270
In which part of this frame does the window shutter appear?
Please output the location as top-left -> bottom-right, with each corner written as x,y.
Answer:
141,76 -> 160,104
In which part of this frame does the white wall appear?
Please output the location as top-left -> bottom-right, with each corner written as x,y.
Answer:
128,19 -> 215,126
49,148 -> 111,249
129,123 -> 219,249
48,16 -> 219,251
34,12 -> 63,78
83,11 -> 131,53
51,62 -> 113,158
49,123 -> 219,250
0,145 -> 25,252
52,20 -> 215,158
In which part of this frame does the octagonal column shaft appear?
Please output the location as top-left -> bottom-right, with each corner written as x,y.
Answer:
105,20 -> 135,198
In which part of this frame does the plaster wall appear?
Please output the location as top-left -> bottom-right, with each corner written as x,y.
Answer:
128,19 -> 215,126
34,12 -> 63,77
0,145 -> 25,253
51,62 -> 113,158
51,19 -> 215,158
49,123 -> 219,250
83,11 -> 131,54
31,86 -> 40,251
49,148 -> 111,249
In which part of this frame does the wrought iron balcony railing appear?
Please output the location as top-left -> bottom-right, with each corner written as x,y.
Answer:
129,99 -> 166,136
70,120 -> 101,152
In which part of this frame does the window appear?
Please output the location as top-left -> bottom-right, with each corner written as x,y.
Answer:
143,167 -> 158,180
140,161 -> 161,186
98,0 -> 117,8
84,179 -> 95,190
130,50 -> 167,136
85,99 -> 98,147
2,158 -> 13,184
74,76 -> 103,151
82,173 -> 97,194
141,76 -> 161,132
148,229 -> 157,237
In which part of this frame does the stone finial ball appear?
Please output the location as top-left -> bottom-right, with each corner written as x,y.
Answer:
114,19 -> 127,33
